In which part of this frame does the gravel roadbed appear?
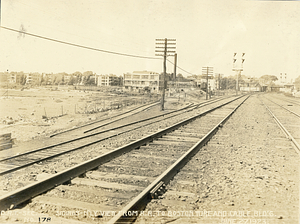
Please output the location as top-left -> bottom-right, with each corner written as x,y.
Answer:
135,94 -> 299,224
0,98 -> 230,193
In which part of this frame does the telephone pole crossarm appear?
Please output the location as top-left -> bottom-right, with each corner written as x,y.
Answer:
155,38 -> 176,110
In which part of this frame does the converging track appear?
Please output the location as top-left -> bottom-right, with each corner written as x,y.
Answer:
133,94 -> 299,224
266,93 -> 300,107
259,94 -> 300,154
0,95 -> 248,223
0,96 -> 235,176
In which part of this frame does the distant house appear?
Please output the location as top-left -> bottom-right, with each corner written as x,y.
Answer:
26,73 -> 41,85
123,71 -> 163,93
96,74 -> 122,86
240,82 -> 261,92
271,80 -> 294,93
280,83 -> 295,93
194,75 -> 216,91
10,73 -> 23,83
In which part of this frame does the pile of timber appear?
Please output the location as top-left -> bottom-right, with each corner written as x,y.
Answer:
0,133 -> 14,151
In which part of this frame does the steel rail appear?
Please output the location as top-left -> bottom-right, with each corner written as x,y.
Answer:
0,102 -> 194,164
260,98 -> 300,155
0,95 -> 246,211
269,95 -> 300,107
0,95 -> 232,165
83,103 -> 194,133
49,100 -> 161,137
0,105 -> 201,176
264,96 -> 300,118
107,95 -> 250,224
83,95 -> 234,133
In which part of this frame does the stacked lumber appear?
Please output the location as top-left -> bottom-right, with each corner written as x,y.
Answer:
0,133 -> 14,151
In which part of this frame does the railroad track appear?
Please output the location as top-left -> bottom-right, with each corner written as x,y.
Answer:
48,101 -> 162,138
133,94 -> 299,224
266,94 -> 300,107
0,95 -> 249,224
259,94 -> 300,154
0,95 -> 235,176
262,94 -> 300,117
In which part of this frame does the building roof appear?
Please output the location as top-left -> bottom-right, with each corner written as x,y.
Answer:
132,71 -> 159,74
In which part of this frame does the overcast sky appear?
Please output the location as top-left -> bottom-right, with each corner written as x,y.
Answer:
1,0 -> 299,81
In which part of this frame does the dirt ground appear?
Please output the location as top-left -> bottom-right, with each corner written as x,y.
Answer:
0,87 -> 158,145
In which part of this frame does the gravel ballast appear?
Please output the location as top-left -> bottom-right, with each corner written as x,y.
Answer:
135,94 -> 299,224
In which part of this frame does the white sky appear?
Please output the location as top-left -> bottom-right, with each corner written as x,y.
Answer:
0,0 -> 299,81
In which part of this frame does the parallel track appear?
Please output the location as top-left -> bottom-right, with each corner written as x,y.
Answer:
0,95 -> 249,224
259,95 -> 300,154
132,94 -> 300,224
268,94 -> 300,107
0,96 -> 235,176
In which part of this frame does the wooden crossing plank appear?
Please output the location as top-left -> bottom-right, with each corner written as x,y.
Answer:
71,178 -> 145,191
86,172 -> 156,182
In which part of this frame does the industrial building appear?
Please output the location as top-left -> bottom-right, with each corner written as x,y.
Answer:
123,71 -> 164,93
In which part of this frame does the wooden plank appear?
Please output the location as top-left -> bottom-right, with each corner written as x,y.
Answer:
148,140 -> 190,145
130,153 -> 178,161
71,178 -> 145,191
32,195 -> 117,212
101,164 -> 153,171
86,172 -> 156,182
0,139 -> 12,145
0,143 -> 13,151
56,185 -> 134,200
0,163 -> 19,169
0,133 -> 11,139
158,138 -> 196,143
164,135 -> 201,141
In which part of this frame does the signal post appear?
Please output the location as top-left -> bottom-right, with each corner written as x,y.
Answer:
233,53 -> 245,95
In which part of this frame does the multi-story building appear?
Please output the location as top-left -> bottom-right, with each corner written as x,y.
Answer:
10,73 -> 22,83
96,74 -> 122,86
195,76 -> 216,91
26,73 -> 41,85
123,71 -> 163,92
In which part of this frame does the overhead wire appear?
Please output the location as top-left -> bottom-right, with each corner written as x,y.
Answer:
0,26 -> 159,60
1,25 -> 195,76
166,59 -> 195,75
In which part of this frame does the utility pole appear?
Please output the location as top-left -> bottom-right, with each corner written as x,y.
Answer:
202,67 -> 213,100
173,53 -> 177,80
155,38 -> 176,110
232,53 -> 245,95
215,73 -> 222,96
